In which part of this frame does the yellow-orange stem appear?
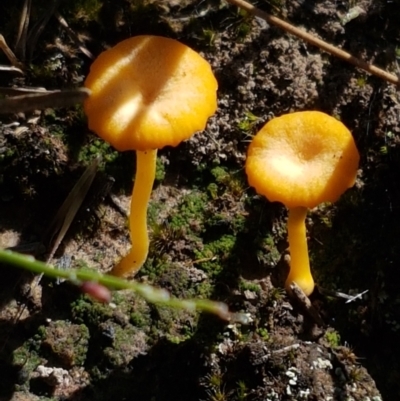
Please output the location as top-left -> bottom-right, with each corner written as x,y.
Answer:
285,206 -> 315,296
111,149 -> 157,277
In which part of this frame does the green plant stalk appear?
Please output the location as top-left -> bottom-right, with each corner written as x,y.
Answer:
0,249 -> 247,322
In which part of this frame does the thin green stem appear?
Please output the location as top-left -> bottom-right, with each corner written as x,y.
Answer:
0,249 -> 248,323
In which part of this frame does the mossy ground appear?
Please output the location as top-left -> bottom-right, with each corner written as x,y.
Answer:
1,0 -> 400,400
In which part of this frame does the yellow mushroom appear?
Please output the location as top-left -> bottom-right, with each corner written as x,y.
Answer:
245,111 -> 359,295
84,35 -> 218,277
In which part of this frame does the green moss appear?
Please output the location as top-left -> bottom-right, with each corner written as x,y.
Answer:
268,287 -> 285,303
324,329 -> 341,348
211,166 -> 229,182
205,210 -> 246,235
148,200 -> 165,227
71,291 -> 153,368
231,214 -> 247,233
237,110 -> 260,135
29,62 -> 59,84
235,9 -> 252,40
356,76 -> 367,88
256,234 -> 281,267
78,138 -> 119,165
194,234 -> 236,276
205,372 -> 229,401
194,280 -> 214,298
239,279 -> 261,294
154,306 -> 197,344
256,327 -> 270,341
140,258 -> 170,281
127,295 -> 151,328
201,28 -> 217,47
169,191 -> 208,232
195,162 -> 208,175
59,0 -> 103,23
73,259 -> 93,270
13,344 -> 42,371
71,294 -> 114,326
130,311 -> 149,328
158,266 -> 193,296
0,146 -> 15,165
348,366 -> 366,383
12,339 -> 44,391
319,214 -> 333,228
102,324 -> 145,366
207,182 -> 219,200
155,157 -> 166,182
208,372 -> 223,388
40,321 -> 90,367
210,166 -> 245,198
267,0 -> 287,12
150,221 -> 185,258
236,380 -> 249,401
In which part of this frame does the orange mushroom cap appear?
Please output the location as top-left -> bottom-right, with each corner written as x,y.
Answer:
245,111 -> 359,209
84,35 -> 218,152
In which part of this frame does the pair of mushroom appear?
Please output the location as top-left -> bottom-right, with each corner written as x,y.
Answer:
84,35 -> 359,296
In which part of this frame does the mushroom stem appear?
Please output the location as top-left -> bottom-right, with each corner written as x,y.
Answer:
111,149 -> 157,277
285,206 -> 315,296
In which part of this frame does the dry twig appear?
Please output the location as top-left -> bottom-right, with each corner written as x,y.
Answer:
289,282 -> 325,327
0,87 -> 90,114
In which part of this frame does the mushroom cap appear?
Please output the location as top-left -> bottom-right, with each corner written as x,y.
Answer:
84,35 -> 218,152
246,111 -> 360,209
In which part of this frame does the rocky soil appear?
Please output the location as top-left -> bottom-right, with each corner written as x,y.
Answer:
1,0 -> 400,400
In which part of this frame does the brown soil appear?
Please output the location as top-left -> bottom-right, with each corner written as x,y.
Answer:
1,0 -> 400,400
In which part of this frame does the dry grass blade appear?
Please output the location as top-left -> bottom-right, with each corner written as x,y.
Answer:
0,66 -> 24,74
0,87 -> 47,96
26,0 -> 62,60
44,157 -> 101,262
225,0 -> 400,86
0,34 -> 25,71
0,87 -> 90,114
14,0 -> 31,60
55,12 -> 94,59
4,159 -> 99,346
